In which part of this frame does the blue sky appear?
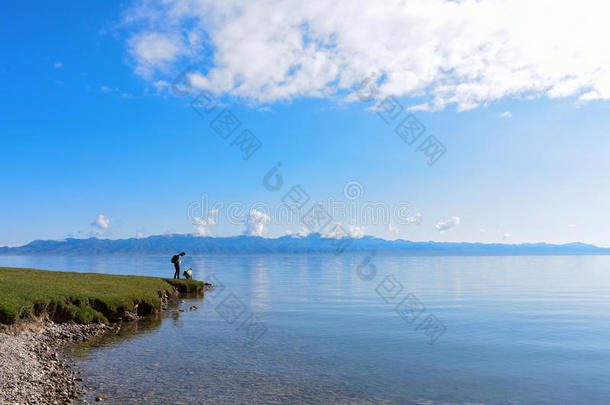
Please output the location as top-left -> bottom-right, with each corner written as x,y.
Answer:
2,1 -> 610,247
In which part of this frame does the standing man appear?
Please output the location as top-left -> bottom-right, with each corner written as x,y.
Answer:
171,252 -> 186,279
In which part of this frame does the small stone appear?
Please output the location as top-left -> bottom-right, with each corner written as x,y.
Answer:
96,395 -> 108,401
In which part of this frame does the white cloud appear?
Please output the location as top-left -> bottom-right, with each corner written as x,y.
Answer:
192,208 -> 219,236
297,227 -> 311,237
405,213 -> 423,225
499,111 -> 512,118
128,32 -> 187,78
92,214 -> 110,229
502,233 -> 511,240
136,231 -> 145,238
568,224 -> 577,228
91,214 -> 110,235
53,61 -> 63,69
322,223 -> 364,239
323,223 -> 349,239
407,103 -> 432,112
244,209 -> 271,236
100,85 -> 123,94
125,0 -> 610,110
192,216 -> 210,235
286,227 -> 313,237
349,225 -> 365,239
436,216 -> 460,232
152,80 -> 170,91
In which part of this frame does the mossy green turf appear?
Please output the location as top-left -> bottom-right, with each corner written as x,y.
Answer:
0,267 -> 204,324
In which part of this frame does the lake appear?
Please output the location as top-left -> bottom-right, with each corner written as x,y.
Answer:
2,255 -> 610,404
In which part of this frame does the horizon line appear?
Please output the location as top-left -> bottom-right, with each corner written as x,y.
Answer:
2,233 -> 606,250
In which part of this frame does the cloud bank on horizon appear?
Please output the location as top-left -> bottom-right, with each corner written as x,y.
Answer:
124,0 -> 610,111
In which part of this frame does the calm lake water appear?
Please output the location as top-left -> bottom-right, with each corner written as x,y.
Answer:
2,255 -> 610,404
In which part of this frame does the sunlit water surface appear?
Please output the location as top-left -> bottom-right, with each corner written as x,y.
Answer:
2,255 -> 610,404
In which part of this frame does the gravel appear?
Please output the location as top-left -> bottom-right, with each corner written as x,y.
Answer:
0,322 -> 119,405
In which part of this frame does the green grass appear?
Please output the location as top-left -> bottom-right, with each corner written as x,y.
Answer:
0,267 -> 205,324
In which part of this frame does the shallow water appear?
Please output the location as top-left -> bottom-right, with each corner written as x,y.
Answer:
2,255 -> 610,404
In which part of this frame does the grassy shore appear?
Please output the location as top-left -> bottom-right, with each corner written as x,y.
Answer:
0,267 -> 205,324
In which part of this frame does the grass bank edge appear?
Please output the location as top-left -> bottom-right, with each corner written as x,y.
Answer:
0,267 -> 211,325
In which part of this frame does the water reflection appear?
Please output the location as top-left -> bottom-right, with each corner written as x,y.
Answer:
69,295 -> 205,359
68,316 -> 164,360
2,255 -> 610,404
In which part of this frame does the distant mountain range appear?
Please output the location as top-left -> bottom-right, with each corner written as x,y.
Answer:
1,234 -> 609,256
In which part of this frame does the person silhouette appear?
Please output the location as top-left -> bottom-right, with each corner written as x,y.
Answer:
171,252 -> 185,279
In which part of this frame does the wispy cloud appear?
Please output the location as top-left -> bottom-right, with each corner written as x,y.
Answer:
286,227 -> 313,238
405,213 -> 423,225
436,216 -> 460,232
100,85 -> 134,99
193,209 -> 219,236
296,227 -> 311,237
152,80 -> 170,92
323,223 -> 347,239
499,111 -> 512,118
53,61 -> 63,69
349,225 -> 365,239
127,32 -> 186,78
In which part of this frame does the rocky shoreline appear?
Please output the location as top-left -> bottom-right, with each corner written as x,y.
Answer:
0,322 -> 120,405
0,275 -> 211,405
